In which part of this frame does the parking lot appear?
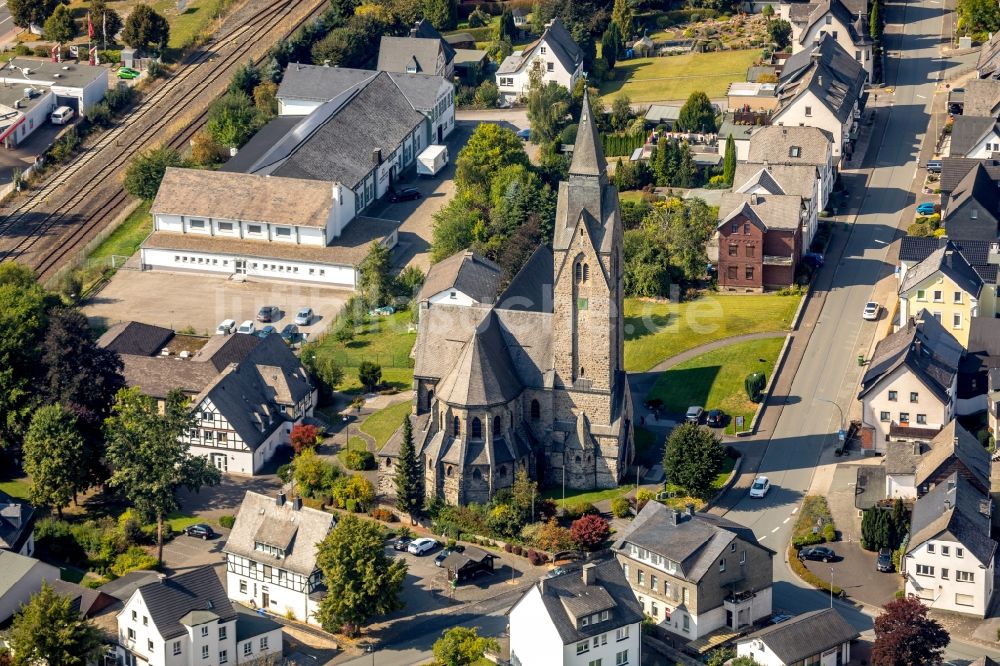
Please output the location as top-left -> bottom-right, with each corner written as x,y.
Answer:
83,270 -> 352,338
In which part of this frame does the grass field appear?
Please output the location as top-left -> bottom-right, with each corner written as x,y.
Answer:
624,294 -> 799,372
361,401 -> 411,451
540,484 -> 637,508
90,200 -> 152,262
0,476 -> 31,500
648,336 -> 785,434
312,310 -> 417,394
600,49 -> 761,102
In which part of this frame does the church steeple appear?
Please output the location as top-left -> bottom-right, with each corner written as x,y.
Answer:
569,89 -> 607,184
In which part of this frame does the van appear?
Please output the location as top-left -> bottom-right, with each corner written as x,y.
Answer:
926,160 -> 942,174
50,106 -> 75,125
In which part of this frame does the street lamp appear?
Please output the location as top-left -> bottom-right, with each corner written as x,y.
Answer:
830,566 -> 835,608
816,397 -> 846,443
342,415 -> 351,450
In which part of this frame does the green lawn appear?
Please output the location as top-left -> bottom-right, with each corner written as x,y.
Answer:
0,476 -> 31,500
361,401 -> 411,451
541,484 -> 637,508
600,49 -> 761,102
648,336 -> 785,434
163,513 -> 202,533
336,436 -> 370,468
90,200 -> 152,261
312,310 -> 417,394
624,294 -> 799,372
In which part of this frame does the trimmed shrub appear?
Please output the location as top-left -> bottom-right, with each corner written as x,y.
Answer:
564,501 -> 599,520
822,523 -> 836,542
636,489 -> 656,512
370,508 -> 397,522
343,449 -> 375,471
611,496 -> 631,519
218,515 -> 236,529
504,543 -> 513,553
513,544 -> 523,556
111,546 -> 159,577
792,532 -> 824,547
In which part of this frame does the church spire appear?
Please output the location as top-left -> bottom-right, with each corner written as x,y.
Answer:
569,88 -> 607,180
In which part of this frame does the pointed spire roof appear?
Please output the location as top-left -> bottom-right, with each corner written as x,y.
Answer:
569,89 -> 607,179
434,313 -> 523,407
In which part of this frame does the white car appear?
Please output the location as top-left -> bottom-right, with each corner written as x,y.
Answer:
749,475 -> 770,498
216,319 -> 236,335
236,320 -> 256,335
294,307 -> 314,326
407,537 -> 439,556
862,302 -> 880,321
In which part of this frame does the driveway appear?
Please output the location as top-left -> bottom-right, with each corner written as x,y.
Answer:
161,530 -> 229,575
801,542 -> 901,607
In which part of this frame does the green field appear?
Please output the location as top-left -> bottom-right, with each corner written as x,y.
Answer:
540,484 -> 638,508
600,49 -> 761,102
0,476 -> 31,500
624,294 -> 799,372
311,310 -> 417,394
648,336 -> 785,434
361,401 -> 411,451
90,200 -> 152,262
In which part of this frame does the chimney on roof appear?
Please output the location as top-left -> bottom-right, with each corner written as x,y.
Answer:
669,509 -> 682,525
914,339 -> 922,354
818,75 -> 823,88
158,573 -> 166,584
685,503 -> 695,517
277,491 -> 286,507
750,193 -> 759,205
410,22 -> 419,37
538,577 -> 546,595
373,148 -> 382,166
582,563 -> 597,585
811,50 -> 822,61
944,499 -> 952,510
913,441 -> 920,456
293,496 -> 302,511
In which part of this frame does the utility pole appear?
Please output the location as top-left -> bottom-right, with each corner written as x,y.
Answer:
830,566 -> 834,608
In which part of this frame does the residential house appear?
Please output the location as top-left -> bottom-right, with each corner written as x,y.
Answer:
716,191 -> 804,291
883,420 -> 991,500
857,310 -> 963,452
496,18 -> 583,104
98,323 -> 317,476
224,491 -> 335,625
956,78 -> 1000,117
960,317 -> 1000,413
771,35 -> 867,161
903,472 -> 996,616
943,162 -> 1000,241
938,157 -> 1000,211
717,114 -> 757,161
115,566 -> 283,666
0,551 -> 58,623
508,560 -> 642,666
735,608 -> 859,666
378,19 -> 456,78
897,241 -> 985,346
897,236 -> 999,322
744,125 -> 835,213
0,491 -> 36,556
727,81 -> 780,112
781,0 -> 873,79
948,115 -> 1000,159
612,502 -> 774,642
733,161 -> 822,251
977,31 -> 1000,79
275,64 -> 455,145
51,579 -> 119,618
417,250 -> 501,308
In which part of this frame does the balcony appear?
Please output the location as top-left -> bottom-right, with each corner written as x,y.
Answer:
762,255 -> 793,266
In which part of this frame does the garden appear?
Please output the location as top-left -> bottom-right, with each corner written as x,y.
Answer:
787,495 -> 842,594
600,49 -> 761,102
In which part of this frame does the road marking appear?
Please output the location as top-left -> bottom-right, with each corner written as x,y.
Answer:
782,517 -> 790,524
791,506 -> 798,515
759,535 -> 767,540
771,526 -> 780,533
916,94 -> 926,99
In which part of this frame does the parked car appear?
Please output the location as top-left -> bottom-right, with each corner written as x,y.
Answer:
280,324 -> 299,344
294,307 -> 314,326
216,319 -> 236,335
798,546 -> 837,562
257,305 -> 280,322
916,202 -> 937,216
877,547 -> 893,572
369,305 -> 395,316
516,128 -> 531,141
237,320 -> 256,335
434,545 -> 464,567
803,252 -> 825,268
749,475 -> 770,498
706,409 -> 724,427
392,536 -> 412,551
257,325 -> 277,338
183,524 -> 216,539
862,302 -> 881,321
50,106 -> 75,125
407,537 -> 439,555
389,187 -> 422,203
926,160 -> 942,173
116,67 -> 140,79
685,406 -> 704,423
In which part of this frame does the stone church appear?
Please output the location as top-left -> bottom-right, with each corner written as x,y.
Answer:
378,93 -> 634,506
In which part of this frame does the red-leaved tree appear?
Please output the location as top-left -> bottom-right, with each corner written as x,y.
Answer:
290,423 -> 320,454
570,514 -> 611,550
872,596 -> 949,666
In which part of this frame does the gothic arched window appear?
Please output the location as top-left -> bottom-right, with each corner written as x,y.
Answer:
575,262 -> 582,282
583,264 -> 590,282
471,417 -> 482,439
531,400 -> 540,420
473,468 -> 482,480
453,416 -> 461,437
494,416 -> 502,436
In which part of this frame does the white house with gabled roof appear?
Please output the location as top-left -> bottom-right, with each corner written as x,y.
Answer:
496,18 -> 583,104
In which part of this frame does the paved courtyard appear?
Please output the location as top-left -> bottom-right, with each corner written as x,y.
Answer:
83,270 -> 352,337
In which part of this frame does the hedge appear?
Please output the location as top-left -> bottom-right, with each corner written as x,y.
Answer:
787,544 -> 843,596
601,131 -> 646,157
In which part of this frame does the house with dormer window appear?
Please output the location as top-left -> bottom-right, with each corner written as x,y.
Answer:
115,567 -> 282,666
508,560 -> 642,666
496,18 -> 583,104
224,491 -> 335,625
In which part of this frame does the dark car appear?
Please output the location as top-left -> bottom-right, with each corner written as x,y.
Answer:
257,305 -> 280,322
516,128 -> 531,141
877,547 -> 893,572
389,187 -> 422,203
434,544 -> 464,567
183,524 -> 216,540
257,325 -> 276,338
392,536 -> 412,551
798,546 -> 837,562
280,324 -> 299,344
803,252 -> 825,268
706,409 -> 724,427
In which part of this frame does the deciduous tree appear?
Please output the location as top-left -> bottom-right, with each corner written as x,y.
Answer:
662,422 -> 725,497
8,583 -> 103,666
872,597 -> 949,666
104,387 -> 221,563
526,71 -> 572,143
23,405 -> 86,518
43,5 -> 77,44
767,19 -> 792,49
90,0 -> 123,45
455,123 -> 529,191
290,423 -> 320,454
206,91 -> 261,149
228,59 -> 261,96
612,0 -> 633,39
120,4 -> 169,53
957,0 -> 1000,36
610,94 -> 632,131
123,146 -> 182,200
570,514 -> 611,550
358,241 -> 392,307
315,514 -> 407,634
394,415 -> 423,522
8,0 -> 61,30
432,627 -> 500,666
423,0 -> 457,30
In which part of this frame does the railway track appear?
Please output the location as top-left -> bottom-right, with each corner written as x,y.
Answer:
0,0 -> 327,281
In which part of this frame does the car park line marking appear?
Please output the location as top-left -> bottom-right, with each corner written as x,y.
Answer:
915,94 -> 926,99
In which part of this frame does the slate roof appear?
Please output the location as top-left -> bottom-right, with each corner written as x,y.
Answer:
978,31 -> 1000,79
739,609 -> 858,664
794,0 -> 872,47
614,502 -> 771,583
858,310 -> 963,402
735,163 -> 818,200
960,78 -> 1000,117
897,236 -> 998,284
224,491 -> 334,576
570,89 -> 606,178
899,243 -> 983,298
235,606 -> 282,642
152,168 -> 336,228
969,316 -> 1000,357
746,125 -> 833,165
131,567 -> 235,640
418,250 -> 501,303
947,161 -> 1000,224
898,235 -> 946,263
777,35 -> 866,124
220,116 -> 301,173
50,580 -> 118,618
913,420 -> 991,491
97,321 -> 174,357
497,18 -> 582,76
377,36 -> 448,75
0,491 -> 35,553
435,311 -> 524,407
938,157 -> 1000,194
885,439 -> 925,476
734,165 -> 786,195
498,245 -> 555,313
719,192 -> 803,231
907,472 -> 997,565
98,570 -> 163,601
949,115 -> 999,157
275,63 -> 447,113
518,559 -> 643,645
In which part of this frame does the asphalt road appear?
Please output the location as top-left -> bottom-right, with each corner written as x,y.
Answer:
716,0 -> 1000,660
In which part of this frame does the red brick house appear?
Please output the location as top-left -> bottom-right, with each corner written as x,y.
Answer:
717,192 -> 803,291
